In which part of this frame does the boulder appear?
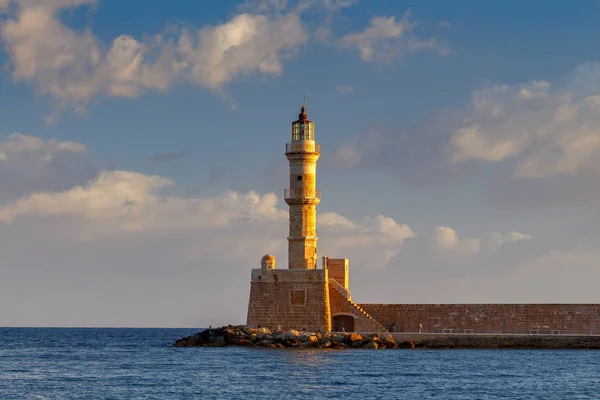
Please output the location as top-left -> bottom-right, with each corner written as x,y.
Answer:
283,330 -> 301,341
257,327 -> 272,335
284,338 -> 301,346
298,341 -> 317,348
207,335 -> 226,347
299,333 -> 318,344
175,330 -> 210,347
298,333 -> 310,342
363,340 -> 379,349
344,333 -> 363,346
230,337 -> 253,347
243,326 -> 258,335
382,335 -> 399,348
224,329 -> 250,345
372,337 -> 384,346
272,334 -> 286,344
173,337 -> 189,347
254,340 -> 275,347
257,333 -> 273,342
329,333 -> 346,345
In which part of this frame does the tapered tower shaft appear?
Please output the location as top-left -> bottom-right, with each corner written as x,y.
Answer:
285,105 -> 321,269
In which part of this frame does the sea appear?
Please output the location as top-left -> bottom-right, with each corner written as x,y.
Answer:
0,328 -> 598,399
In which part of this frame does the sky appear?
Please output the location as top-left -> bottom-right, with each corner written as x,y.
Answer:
1,0 -> 600,327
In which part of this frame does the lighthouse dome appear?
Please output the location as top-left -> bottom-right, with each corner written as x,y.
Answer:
261,254 -> 276,270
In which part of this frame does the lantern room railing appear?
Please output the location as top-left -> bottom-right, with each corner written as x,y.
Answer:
284,188 -> 321,200
286,143 -> 320,154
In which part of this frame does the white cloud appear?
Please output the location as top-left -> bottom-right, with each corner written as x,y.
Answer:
367,215 -> 415,243
0,135 -> 419,265
438,21 -> 450,28
333,142 -> 362,167
0,0 -> 181,112
0,133 -> 86,156
487,231 -> 532,253
339,13 -> 449,63
336,84 -> 354,93
0,0 -> 307,115
394,225 -> 532,271
0,133 -> 95,201
434,225 -> 480,256
0,133 -> 555,326
318,213 -> 414,266
177,12 -> 306,90
318,211 -> 356,228
428,227 -> 532,261
1,1 -> 449,118
448,64 -> 600,178
0,170 -> 288,232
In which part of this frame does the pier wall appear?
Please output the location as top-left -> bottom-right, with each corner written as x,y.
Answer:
359,304 -> 600,335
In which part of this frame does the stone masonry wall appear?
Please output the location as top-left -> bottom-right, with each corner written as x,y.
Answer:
289,203 -> 317,237
247,269 -> 331,332
359,304 -> 600,335
287,237 -> 318,270
329,282 -> 380,332
325,258 -> 348,290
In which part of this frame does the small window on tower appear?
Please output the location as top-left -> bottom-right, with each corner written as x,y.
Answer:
290,290 -> 306,306
297,175 -> 303,181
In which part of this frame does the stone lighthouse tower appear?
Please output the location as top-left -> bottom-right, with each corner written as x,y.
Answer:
246,104 -> 331,332
285,105 -> 321,270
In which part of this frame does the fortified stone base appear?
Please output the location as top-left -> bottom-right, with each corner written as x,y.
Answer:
246,268 -> 331,332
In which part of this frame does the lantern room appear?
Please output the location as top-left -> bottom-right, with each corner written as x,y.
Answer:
291,106 -> 314,141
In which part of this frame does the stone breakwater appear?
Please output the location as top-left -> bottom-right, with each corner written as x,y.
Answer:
173,325 -> 403,349
173,326 -> 600,349
390,333 -> 600,349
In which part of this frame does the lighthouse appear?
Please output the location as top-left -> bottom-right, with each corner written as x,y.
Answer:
246,103 -> 381,333
246,104 -> 331,332
285,105 -> 321,270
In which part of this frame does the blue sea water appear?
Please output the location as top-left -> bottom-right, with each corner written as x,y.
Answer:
0,328 -> 599,399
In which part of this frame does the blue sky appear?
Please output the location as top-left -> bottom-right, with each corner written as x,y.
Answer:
1,0 -> 599,327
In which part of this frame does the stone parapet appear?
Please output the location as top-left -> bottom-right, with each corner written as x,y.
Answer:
251,268 -> 327,283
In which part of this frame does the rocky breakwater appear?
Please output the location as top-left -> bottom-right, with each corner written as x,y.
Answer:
173,325 -> 406,349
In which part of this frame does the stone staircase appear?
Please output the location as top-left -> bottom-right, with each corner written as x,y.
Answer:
329,279 -> 388,333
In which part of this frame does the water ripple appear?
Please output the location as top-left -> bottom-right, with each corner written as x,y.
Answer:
0,328 -> 598,399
